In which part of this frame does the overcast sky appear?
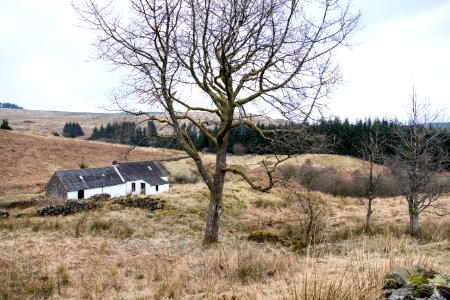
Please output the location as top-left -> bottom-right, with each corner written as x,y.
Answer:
0,0 -> 449,121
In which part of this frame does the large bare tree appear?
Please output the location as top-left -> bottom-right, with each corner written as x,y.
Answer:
390,91 -> 448,236
74,0 -> 360,244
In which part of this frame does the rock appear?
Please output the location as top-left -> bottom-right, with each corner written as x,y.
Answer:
115,197 -> 164,211
89,193 -> 111,201
37,200 -> 97,216
384,266 -> 450,300
0,209 -> 9,219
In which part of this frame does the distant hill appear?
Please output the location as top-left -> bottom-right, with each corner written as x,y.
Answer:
0,130 -> 182,194
0,102 -> 23,109
0,108 -> 283,137
431,122 -> 450,130
0,108 -> 142,137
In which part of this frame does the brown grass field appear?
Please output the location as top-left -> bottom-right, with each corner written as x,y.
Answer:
0,108 -> 136,137
0,130 -> 449,299
0,108 -> 282,137
0,130 -> 183,194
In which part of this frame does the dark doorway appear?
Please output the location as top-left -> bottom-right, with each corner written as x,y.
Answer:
141,183 -> 146,194
156,185 -> 159,192
78,190 -> 84,199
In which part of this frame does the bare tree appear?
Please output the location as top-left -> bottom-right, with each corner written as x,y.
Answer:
73,0 -> 360,244
279,160 -> 325,245
352,126 -> 385,232
390,90 -> 448,236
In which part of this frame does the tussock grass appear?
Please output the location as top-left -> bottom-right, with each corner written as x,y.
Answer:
1,155 -> 449,299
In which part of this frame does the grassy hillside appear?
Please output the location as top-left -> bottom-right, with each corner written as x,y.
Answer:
0,108 -> 141,137
1,176 -> 449,299
0,108 -> 283,137
0,131 -> 449,299
0,130 -> 182,194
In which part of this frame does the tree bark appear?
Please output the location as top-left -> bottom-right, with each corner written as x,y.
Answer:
410,211 -> 419,236
366,198 -> 373,232
409,193 -> 420,236
203,141 -> 228,245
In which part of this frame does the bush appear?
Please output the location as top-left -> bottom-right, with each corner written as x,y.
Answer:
280,161 -> 402,198
232,143 -> 247,155
1,118 -> 12,130
173,173 -> 199,184
248,230 -> 291,246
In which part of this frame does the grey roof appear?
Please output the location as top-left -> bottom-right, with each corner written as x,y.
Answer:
55,161 -> 168,192
115,161 -> 168,186
56,167 -> 123,191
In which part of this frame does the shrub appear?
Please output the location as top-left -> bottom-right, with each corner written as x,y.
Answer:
1,118 -> 12,130
280,162 -> 402,198
232,143 -> 247,155
173,173 -> 199,184
248,230 -> 291,246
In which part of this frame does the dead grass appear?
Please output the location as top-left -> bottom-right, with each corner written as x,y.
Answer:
1,179 -> 449,299
1,133 -> 449,299
0,130 -> 183,195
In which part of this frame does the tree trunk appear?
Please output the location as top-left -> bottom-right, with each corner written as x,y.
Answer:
409,193 -> 420,236
410,212 -> 419,236
366,198 -> 373,232
203,142 -> 227,245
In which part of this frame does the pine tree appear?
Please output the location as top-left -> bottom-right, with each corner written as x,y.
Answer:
63,122 -> 84,138
0,119 -> 12,130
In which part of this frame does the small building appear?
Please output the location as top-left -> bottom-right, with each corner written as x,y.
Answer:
46,161 -> 169,199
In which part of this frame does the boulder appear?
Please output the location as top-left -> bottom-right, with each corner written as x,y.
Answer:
0,209 -> 9,219
384,266 -> 450,299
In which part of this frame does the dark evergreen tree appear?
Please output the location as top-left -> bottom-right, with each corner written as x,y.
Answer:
0,102 -> 23,109
63,122 -> 84,138
0,119 -> 12,130
148,120 -> 158,135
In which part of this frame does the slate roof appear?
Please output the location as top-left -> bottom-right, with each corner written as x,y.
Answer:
56,167 -> 123,191
55,161 -> 168,192
115,161 -> 168,186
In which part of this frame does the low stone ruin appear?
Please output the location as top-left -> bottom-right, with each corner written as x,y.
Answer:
115,197 -> 165,211
37,201 -> 97,216
384,266 -> 450,299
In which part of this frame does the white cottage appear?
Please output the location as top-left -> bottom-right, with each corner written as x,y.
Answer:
46,161 -> 169,199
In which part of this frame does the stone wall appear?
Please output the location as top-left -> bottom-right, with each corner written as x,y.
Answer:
115,196 -> 165,210
37,200 -> 97,216
45,173 -> 66,198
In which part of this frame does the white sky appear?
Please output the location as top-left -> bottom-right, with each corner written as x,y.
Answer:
0,0 -> 449,121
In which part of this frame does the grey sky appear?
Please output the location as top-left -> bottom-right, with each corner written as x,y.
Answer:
0,0 -> 449,121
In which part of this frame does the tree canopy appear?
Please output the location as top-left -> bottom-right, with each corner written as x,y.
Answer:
74,0 -> 361,244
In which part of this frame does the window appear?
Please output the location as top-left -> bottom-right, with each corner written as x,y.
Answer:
156,185 -> 159,192
141,182 -> 146,194
131,182 -> 136,192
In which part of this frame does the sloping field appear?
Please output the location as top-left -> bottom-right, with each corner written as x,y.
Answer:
0,108 -> 141,137
1,130 -> 449,299
0,130 -> 183,194
0,108 -> 284,137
